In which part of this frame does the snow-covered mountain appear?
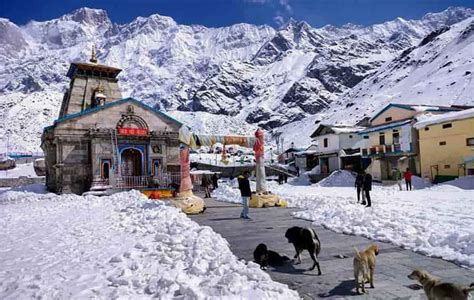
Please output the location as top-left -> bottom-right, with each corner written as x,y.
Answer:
323,16 -> 474,125
1,6 -> 473,152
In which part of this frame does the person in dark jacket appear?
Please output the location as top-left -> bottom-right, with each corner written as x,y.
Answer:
355,171 -> 365,203
212,173 -> 218,190
201,174 -> 211,198
238,171 -> 252,219
363,171 -> 372,207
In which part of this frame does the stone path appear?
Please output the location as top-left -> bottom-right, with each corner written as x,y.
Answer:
190,196 -> 474,299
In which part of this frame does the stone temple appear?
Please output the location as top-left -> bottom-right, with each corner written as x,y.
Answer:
41,48 -> 182,194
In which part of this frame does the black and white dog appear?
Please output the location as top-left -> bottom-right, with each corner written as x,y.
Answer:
285,226 -> 322,275
253,243 -> 290,269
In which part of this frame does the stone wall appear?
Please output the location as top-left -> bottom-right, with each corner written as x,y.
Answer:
63,76 -> 123,117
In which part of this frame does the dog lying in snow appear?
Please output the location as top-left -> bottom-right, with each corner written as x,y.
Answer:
353,244 -> 379,294
253,243 -> 290,269
284,226 -> 322,275
408,269 -> 474,300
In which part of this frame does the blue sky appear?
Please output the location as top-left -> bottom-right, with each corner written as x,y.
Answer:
2,0 -> 473,28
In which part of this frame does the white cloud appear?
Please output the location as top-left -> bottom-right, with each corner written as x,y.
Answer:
279,0 -> 292,14
273,14 -> 285,26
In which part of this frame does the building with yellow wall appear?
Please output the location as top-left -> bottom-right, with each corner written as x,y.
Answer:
414,108 -> 474,183
359,103 -> 461,181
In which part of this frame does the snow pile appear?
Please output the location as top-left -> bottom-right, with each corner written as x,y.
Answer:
411,175 -> 433,190
0,190 -> 298,299
214,182 -> 474,267
289,173 -> 312,186
440,175 -> 474,190
212,183 -> 244,204
307,165 -> 320,175
316,170 -> 356,187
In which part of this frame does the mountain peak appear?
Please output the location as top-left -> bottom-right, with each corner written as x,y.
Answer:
421,6 -> 474,26
61,7 -> 111,26
282,18 -> 311,31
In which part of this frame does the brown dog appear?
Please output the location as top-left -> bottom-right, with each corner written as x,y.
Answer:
408,269 -> 474,300
353,244 -> 379,294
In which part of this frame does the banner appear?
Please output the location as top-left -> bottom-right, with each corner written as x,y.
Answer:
117,127 -> 148,136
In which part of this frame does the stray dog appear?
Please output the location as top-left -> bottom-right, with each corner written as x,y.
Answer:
284,226 -> 322,275
353,244 -> 379,294
253,243 -> 290,269
408,269 -> 474,300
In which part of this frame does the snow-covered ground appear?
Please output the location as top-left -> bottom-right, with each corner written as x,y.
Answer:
213,177 -> 474,268
0,188 -> 298,299
0,162 -> 40,178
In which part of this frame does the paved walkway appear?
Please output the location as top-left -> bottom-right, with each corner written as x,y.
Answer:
190,196 -> 474,299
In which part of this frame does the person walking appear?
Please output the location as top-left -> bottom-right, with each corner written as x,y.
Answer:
404,168 -> 413,191
212,173 -> 218,190
363,171 -> 372,207
395,168 -> 402,191
355,170 -> 365,203
201,174 -> 211,198
238,171 -> 252,219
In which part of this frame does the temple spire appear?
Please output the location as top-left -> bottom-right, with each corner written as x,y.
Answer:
90,44 -> 98,64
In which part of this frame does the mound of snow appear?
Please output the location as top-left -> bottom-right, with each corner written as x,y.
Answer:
212,183 -> 245,204
307,165 -> 320,175
317,170 -> 356,187
289,173 -> 312,186
440,175 -> 474,190
0,190 -> 298,299
411,176 -> 433,190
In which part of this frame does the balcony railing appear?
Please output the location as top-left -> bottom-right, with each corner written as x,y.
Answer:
360,143 -> 410,156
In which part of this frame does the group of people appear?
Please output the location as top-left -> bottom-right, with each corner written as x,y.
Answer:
355,170 -> 373,207
355,167 -> 415,207
201,173 -> 219,198
394,168 -> 414,191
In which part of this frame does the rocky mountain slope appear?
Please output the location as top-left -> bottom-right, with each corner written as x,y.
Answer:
0,7 -> 473,152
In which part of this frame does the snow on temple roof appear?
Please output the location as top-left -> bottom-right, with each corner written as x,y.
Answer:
414,108 -> 474,129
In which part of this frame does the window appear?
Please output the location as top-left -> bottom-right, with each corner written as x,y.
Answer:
442,123 -> 452,129
379,132 -> 385,145
385,117 -> 392,122
439,141 -> 446,146
323,138 -> 328,148
349,135 -> 353,138
392,130 -> 400,144
444,164 -> 450,169
467,138 -> 474,146
424,127 -> 430,131
363,135 -> 369,139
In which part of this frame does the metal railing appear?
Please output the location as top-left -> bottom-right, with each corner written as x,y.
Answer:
116,176 -> 148,189
361,143 -> 406,156
115,173 -> 181,189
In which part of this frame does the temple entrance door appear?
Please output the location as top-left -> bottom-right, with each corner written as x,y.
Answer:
121,148 -> 143,176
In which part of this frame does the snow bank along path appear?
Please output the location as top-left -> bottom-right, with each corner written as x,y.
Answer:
214,182 -> 474,268
0,190 -> 298,299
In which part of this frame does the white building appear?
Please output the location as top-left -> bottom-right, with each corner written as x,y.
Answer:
310,124 -> 365,174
